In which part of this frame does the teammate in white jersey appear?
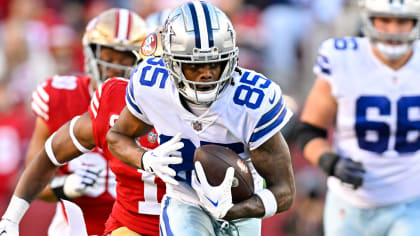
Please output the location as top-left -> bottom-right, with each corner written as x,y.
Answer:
296,0 -> 420,235
107,1 -> 295,235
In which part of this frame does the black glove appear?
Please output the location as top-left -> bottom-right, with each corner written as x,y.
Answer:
318,152 -> 365,189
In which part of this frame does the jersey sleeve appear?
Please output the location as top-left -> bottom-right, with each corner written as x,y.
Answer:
125,64 -> 153,125
88,82 -> 103,147
247,78 -> 293,151
31,80 -> 51,121
313,38 -> 335,83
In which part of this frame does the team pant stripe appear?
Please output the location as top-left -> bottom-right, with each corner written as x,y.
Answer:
161,197 -> 174,236
201,2 -> 214,47
187,3 -> 201,48
192,1 -> 209,49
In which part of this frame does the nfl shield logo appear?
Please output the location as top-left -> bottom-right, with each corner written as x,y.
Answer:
192,121 -> 202,131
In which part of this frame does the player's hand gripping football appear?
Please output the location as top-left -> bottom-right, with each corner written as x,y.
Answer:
0,218 -> 18,236
142,133 -> 184,185
62,165 -> 103,199
192,161 -> 234,219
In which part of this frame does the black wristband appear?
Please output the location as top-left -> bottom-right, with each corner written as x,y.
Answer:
51,186 -> 71,201
295,122 -> 328,152
50,176 -> 71,200
318,152 -> 340,176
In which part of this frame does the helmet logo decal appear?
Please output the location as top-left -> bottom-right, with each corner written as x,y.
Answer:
141,33 -> 158,56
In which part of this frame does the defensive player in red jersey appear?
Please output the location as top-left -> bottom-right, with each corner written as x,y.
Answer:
0,31 -> 164,236
17,8 -> 148,236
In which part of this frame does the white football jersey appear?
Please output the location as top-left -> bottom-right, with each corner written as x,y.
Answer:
314,37 -> 420,208
126,57 -> 292,205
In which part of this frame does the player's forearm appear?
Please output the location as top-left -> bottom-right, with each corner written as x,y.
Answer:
248,133 -> 295,218
224,181 -> 294,221
303,138 -> 333,166
34,186 -> 59,202
224,195 -> 264,220
14,150 -> 58,203
107,130 -> 145,169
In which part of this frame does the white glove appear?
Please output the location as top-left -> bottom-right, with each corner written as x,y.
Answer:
50,165 -> 103,199
0,219 -> 18,236
192,161 -> 234,219
142,133 -> 184,185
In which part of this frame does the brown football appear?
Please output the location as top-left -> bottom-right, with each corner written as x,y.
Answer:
194,145 -> 254,203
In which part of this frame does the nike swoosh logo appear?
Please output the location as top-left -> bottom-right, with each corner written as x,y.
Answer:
269,91 -> 276,104
0,230 -> 7,235
205,196 -> 219,207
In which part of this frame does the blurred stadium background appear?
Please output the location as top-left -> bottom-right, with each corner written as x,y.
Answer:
0,0 -> 361,235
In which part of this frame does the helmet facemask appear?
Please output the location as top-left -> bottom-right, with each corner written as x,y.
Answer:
84,43 -> 138,83
163,47 -> 238,104
360,0 -> 420,60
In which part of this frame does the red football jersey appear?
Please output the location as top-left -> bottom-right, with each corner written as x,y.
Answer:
31,75 -> 115,235
88,77 -> 164,236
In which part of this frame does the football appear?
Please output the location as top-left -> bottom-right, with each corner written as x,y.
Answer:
194,145 -> 254,203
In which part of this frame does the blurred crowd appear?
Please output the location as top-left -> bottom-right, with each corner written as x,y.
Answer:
0,0 -> 362,235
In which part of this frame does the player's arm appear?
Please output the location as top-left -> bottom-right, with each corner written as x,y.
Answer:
24,117 -> 58,202
106,107 -> 153,169
0,113 -> 96,228
107,106 -> 183,184
223,132 -> 295,220
296,77 -> 365,188
297,77 -> 337,164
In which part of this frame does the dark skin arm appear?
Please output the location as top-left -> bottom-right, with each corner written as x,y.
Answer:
14,113 -> 96,202
224,132 -> 295,220
106,107 -> 153,169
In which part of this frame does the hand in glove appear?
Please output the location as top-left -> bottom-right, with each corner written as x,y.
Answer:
192,161 -> 234,219
142,133 -> 184,185
318,152 -> 365,189
51,165 -> 103,199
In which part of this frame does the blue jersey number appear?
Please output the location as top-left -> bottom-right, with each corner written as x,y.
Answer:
159,134 -> 244,185
138,58 -> 168,88
233,71 -> 271,109
355,96 -> 420,154
334,37 -> 358,51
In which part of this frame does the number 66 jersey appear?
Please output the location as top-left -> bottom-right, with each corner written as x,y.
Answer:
314,37 -> 420,208
126,57 -> 292,205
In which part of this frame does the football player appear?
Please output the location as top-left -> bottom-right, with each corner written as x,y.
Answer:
107,1 -> 295,235
0,29 -> 165,236
296,0 -> 420,235
0,8 -> 148,236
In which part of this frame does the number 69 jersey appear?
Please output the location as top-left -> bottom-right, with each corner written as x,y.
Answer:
314,37 -> 420,208
126,57 -> 292,205
88,77 -> 163,236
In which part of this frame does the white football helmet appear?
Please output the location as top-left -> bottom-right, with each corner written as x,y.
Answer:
83,8 -> 147,83
162,1 -> 238,104
360,0 -> 420,60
